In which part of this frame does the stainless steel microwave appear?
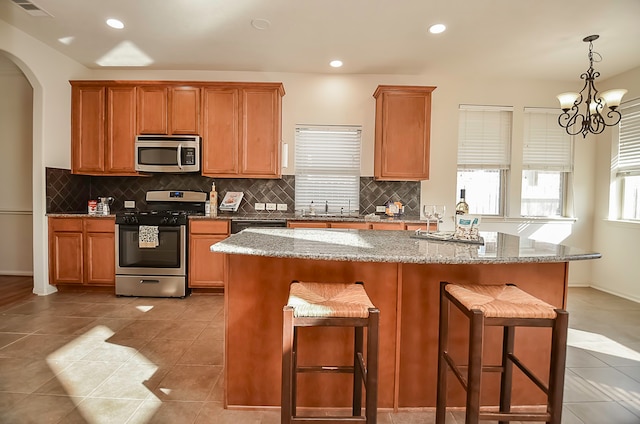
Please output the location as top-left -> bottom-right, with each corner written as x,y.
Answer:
135,135 -> 201,173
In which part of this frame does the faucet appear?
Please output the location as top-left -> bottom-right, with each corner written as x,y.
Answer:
325,200 -> 328,214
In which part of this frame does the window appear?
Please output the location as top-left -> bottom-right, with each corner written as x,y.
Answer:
521,108 -> 573,217
617,99 -> 640,220
457,105 -> 512,215
295,126 -> 361,213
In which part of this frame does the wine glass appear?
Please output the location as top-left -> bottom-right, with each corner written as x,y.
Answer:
423,205 -> 436,233
433,205 -> 446,232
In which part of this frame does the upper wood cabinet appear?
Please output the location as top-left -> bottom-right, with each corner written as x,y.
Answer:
202,83 -> 284,178
373,85 -> 436,181
71,82 -> 138,176
137,85 -> 200,135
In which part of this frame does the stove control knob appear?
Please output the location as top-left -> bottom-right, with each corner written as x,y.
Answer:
124,216 -> 138,225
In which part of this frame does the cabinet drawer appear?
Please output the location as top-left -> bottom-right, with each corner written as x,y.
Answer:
49,217 -> 83,232
84,218 -> 115,232
190,220 -> 230,235
371,222 -> 405,231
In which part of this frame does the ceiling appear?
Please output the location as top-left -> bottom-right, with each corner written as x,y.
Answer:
1,0 -> 640,82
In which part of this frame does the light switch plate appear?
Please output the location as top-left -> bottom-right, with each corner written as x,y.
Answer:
254,203 -> 266,211
277,203 -> 287,211
266,203 -> 277,211
124,200 -> 135,209
376,205 -> 386,213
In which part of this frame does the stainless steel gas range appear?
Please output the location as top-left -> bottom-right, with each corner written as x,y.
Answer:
115,190 -> 206,298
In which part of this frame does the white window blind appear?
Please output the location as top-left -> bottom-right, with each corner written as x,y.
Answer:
523,108 -> 573,171
617,99 -> 640,177
458,105 -> 512,169
295,126 -> 361,213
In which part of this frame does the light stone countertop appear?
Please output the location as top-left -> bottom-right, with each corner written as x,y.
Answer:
210,228 -> 602,265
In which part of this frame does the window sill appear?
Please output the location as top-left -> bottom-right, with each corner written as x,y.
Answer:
481,216 -> 578,224
603,218 -> 640,228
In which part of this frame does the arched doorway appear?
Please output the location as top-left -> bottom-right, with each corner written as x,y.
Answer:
0,53 -> 34,285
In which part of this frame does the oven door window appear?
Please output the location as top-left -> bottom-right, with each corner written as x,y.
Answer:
118,225 -> 182,268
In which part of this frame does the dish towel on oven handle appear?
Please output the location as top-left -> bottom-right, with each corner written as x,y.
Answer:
139,225 -> 159,248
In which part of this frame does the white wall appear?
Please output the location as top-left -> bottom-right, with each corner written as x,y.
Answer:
592,66 -> 640,302
1,18 -> 607,293
0,61 -> 33,274
0,19 -> 89,294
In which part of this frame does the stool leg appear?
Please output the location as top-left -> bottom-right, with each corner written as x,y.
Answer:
282,306 -> 294,424
292,326 -> 298,417
499,326 -> 515,424
548,310 -> 569,424
466,310 -> 484,424
366,309 -> 380,424
353,326 -> 364,416
436,281 -> 450,424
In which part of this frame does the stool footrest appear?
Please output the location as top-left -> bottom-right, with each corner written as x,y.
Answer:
297,366 -> 354,373
479,410 -> 551,422
291,417 -> 367,423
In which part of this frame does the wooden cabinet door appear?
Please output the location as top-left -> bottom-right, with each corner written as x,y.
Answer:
188,220 -> 229,288
170,86 -> 200,134
373,85 -> 435,181
71,85 -> 105,174
240,86 -> 282,178
49,218 -> 84,285
137,86 -> 169,134
83,218 -> 115,286
189,234 -> 227,288
85,231 -> 115,286
106,86 -> 138,175
201,88 -> 240,176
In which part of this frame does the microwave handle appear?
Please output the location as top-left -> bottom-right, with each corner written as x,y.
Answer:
176,144 -> 183,169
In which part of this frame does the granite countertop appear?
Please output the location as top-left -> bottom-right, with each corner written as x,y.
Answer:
49,211 -> 424,224
210,228 -> 602,265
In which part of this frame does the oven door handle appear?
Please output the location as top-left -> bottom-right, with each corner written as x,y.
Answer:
139,279 -> 161,284
176,144 -> 183,170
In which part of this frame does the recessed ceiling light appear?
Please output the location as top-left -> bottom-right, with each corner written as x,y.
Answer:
106,18 -> 124,29
251,18 -> 271,30
429,23 -> 446,34
330,60 -> 343,68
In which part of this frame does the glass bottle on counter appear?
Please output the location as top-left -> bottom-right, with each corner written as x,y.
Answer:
455,189 -> 469,215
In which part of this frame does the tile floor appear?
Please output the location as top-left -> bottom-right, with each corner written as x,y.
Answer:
0,287 -> 639,423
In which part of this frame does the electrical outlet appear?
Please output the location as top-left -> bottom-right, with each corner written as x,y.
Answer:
376,205 -> 386,213
266,203 -> 277,211
254,203 -> 266,211
277,203 -> 287,211
124,200 -> 135,209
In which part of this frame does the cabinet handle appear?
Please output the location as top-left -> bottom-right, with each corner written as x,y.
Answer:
139,279 -> 160,284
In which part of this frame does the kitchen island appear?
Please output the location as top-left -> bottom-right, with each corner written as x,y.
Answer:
210,228 -> 600,411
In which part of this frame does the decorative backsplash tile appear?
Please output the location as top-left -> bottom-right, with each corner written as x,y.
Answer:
46,168 -> 420,215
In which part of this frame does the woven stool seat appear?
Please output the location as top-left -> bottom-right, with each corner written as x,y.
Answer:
445,284 -> 558,319
287,281 -> 375,318
436,281 -> 569,424
282,281 -> 379,424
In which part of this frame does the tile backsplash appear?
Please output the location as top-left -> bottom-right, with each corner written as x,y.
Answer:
46,168 -> 420,215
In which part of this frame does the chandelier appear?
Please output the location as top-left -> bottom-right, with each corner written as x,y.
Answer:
557,35 -> 627,138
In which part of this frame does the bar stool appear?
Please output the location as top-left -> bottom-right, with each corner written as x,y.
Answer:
436,281 -> 569,424
282,280 -> 380,424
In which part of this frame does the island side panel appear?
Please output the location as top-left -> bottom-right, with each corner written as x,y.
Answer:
225,254 -> 399,409
398,261 -> 568,408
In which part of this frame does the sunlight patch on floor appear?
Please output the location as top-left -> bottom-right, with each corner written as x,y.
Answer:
568,328 -> 640,361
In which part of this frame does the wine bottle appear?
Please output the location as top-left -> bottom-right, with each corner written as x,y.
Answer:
455,189 -> 469,215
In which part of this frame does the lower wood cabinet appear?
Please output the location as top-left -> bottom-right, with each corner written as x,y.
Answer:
188,220 -> 230,288
48,217 -> 115,286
